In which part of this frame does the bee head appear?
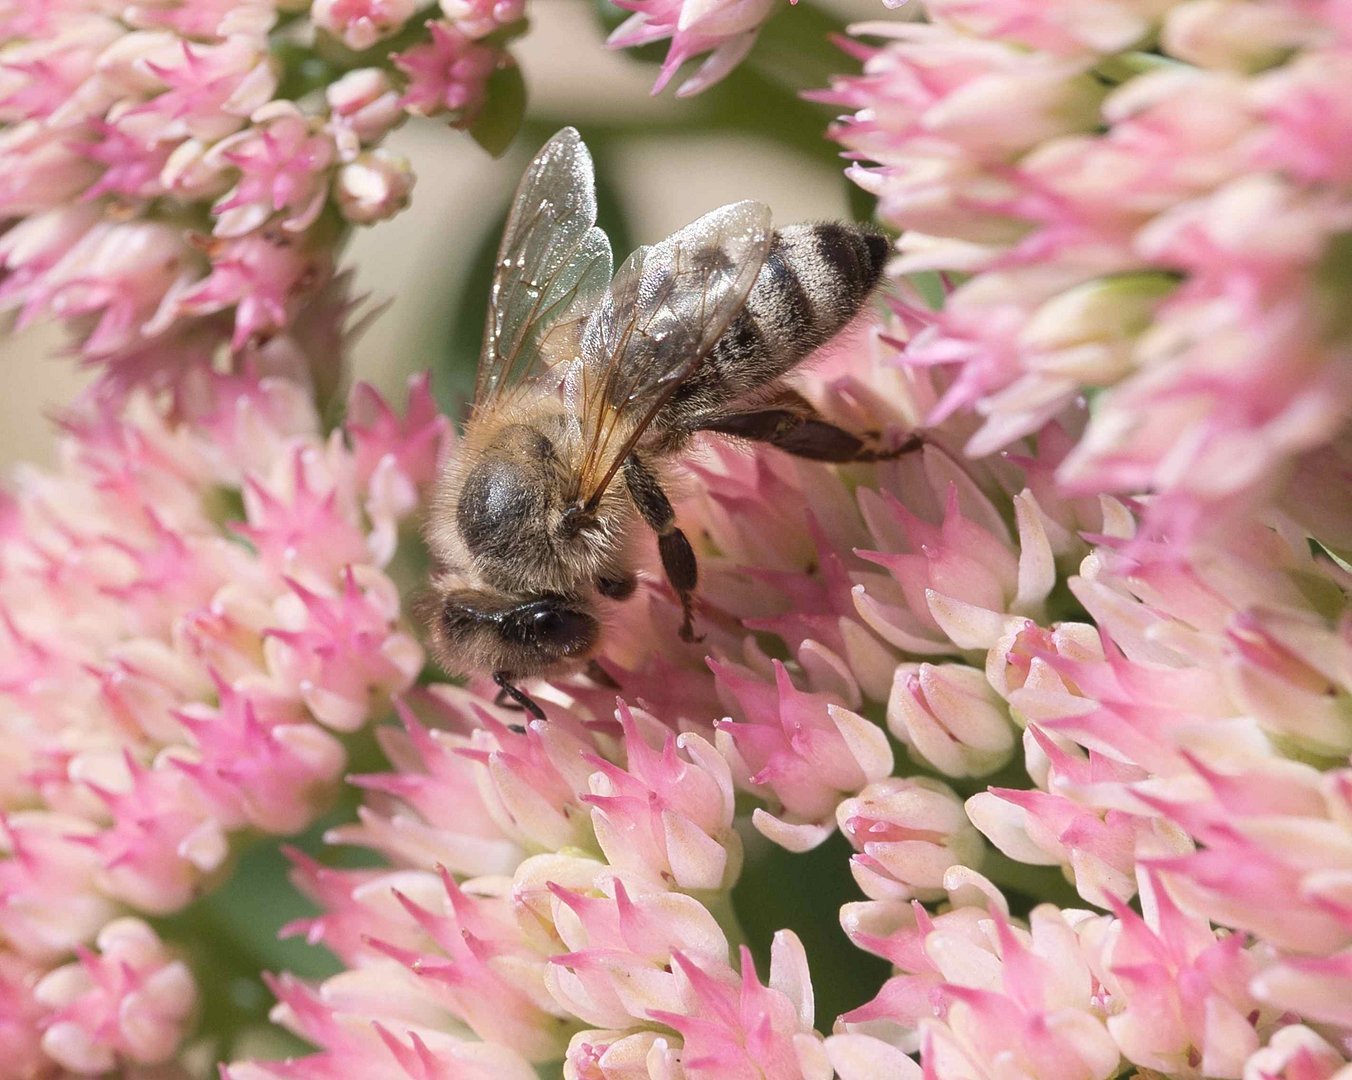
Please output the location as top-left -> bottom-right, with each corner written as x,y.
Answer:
432,588 -> 600,678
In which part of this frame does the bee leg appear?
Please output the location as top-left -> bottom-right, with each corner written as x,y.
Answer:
492,671 -> 546,721
699,402 -> 922,463
622,455 -> 704,644
661,531 -> 702,643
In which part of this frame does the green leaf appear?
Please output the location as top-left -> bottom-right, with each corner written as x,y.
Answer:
749,0 -> 851,97
470,57 -> 528,158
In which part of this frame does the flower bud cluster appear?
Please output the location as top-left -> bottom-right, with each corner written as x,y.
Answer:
0,0 -> 524,387
229,694 -> 829,1078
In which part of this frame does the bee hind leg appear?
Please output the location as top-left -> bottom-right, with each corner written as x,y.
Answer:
622,454 -> 704,644
492,671 -> 546,721
699,396 -> 922,463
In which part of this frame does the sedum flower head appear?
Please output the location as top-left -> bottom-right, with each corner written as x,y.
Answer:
1,2 -> 1350,1071
0,292 -> 448,1072
825,0 -> 1352,545
216,298 -> 1352,1077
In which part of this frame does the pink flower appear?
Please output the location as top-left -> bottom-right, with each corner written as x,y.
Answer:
0,815 -> 112,961
608,0 -> 794,97
237,678 -> 827,1077
346,371 -> 450,496
207,103 -> 337,237
174,679 -> 345,834
712,658 -> 893,851
1243,1026 -> 1349,1080
312,0 -> 418,51
333,148 -> 415,224
265,570 -> 424,731
584,702 -> 741,892
366,869 -> 573,1061
33,918 -> 196,1074
0,353 -> 443,1070
1088,874 -> 1275,1077
228,971 -> 538,1080
175,231 -> 325,350
645,937 -> 826,1080
394,20 -> 502,122
1253,952 -> 1352,1033
0,952 -> 48,1077
190,298 -> 1352,1079
0,4 -> 526,391
887,661 -> 1016,777
124,36 -> 279,144
16,219 -> 196,357
324,68 -> 405,159
922,0 -> 1174,57
546,877 -> 734,1031
441,0 -> 527,40
837,776 -> 985,901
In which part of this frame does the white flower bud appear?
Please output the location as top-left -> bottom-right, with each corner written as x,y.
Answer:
334,150 -> 414,224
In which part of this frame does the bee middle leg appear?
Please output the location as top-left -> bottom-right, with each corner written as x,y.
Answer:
698,393 -> 921,463
622,454 -> 702,643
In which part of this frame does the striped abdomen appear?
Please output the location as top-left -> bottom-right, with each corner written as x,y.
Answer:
661,221 -> 889,421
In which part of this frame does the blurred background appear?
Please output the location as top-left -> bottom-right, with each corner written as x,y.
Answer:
0,0 -> 880,465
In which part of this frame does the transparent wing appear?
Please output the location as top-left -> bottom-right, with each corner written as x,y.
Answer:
571,199 -> 774,508
474,127 -> 613,409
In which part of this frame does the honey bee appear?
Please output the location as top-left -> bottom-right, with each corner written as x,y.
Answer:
426,128 -> 914,718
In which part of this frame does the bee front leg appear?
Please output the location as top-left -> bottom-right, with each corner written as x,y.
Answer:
622,454 -> 703,643
492,671 -> 546,721
699,396 -> 921,463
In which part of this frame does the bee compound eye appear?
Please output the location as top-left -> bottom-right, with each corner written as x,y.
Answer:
519,601 -> 597,656
531,607 -> 564,635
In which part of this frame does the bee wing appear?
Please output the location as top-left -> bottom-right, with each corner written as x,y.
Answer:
474,127 -> 614,410
571,199 -> 774,508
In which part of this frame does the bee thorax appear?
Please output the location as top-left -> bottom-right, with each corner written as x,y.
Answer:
457,434 -> 553,561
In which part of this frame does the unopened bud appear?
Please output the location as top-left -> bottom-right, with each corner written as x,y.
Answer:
325,68 -> 404,156
888,662 -> 1016,777
838,776 -> 984,901
334,150 -> 414,224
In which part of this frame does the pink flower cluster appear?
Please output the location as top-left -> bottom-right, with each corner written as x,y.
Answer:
0,0 -> 523,386
3,0 -> 1351,1075
224,306 -> 1352,1077
0,293 -> 448,1074
832,478 -> 1352,1074
227,696 -> 836,1079
824,0 -> 1352,544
